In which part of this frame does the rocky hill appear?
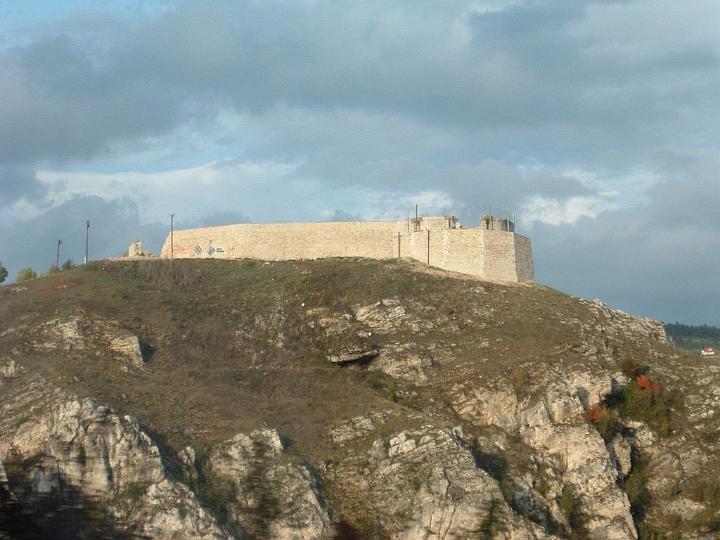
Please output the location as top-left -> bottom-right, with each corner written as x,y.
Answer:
0,259 -> 718,539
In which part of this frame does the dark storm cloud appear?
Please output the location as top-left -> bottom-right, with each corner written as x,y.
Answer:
0,166 -> 45,207
0,32 -> 187,164
535,150 -> 720,324
3,0 -> 717,169
199,211 -> 249,227
0,196 -> 167,281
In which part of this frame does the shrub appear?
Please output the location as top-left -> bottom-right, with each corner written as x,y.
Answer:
0,262 -> 7,283
585,404 -> 621,440
48,265 -> 61,274
510,367 -> 528,395
619,374 -> 677,437
625,457 -> 651,522
480,499 -> 502,537
559,486 -> 585,535
16,267 -> 38,282
618,357 -> 643,377
62,259 -> 76,271
122,482 -> 150,505
684,474 -> 720,506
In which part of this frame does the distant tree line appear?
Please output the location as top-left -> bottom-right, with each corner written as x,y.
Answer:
665,322 -> 720,340
0,259 -> 76,285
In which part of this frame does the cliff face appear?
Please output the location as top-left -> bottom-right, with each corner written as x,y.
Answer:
0,259 -> 716,538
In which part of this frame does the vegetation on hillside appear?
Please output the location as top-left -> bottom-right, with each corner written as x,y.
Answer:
0,258 -> 716,537
665,322 -> 720,352
15,267 -> 38,282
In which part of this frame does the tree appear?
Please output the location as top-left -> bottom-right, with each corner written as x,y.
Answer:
0,262 -> 7,284
16,267 -> 38,282
61,259 -> 75,271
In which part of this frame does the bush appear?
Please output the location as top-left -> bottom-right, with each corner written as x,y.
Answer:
559,486 -> 586,535
16,267 -> 38,282
619,374 -> 677,437
625,457 -> 651,522
619,357 -> 643,378
0,262 -> 7,283
510,366 -> 528,395
62,259 -> 76,271
585,404 -> 621,440
48,265 -> 61,274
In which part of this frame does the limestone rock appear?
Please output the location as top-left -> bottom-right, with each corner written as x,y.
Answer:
305,307 -> 353,337
364,426 -> 548,538
0,459 -> 17,507
112,479 -> 228,540
329,416 -> 376,444
0,360 -> 23,378
586,299 -> 668,344
607,435 -> 632,478
4,398 -> 165,496
328,347 -> 379,365
207,429 -> 332,539
32,315 -> 148,371
110,334 -> 146,370
368,342 -> 434,383
450,373 -> 637,539
1,396 -> 227,538
354,299 -> 408,332
179,446 -> 199,482
35,317 -> 85,352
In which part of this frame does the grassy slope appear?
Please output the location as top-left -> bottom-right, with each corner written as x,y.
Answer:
0,258 -> 608,457
4,257 -> 719,535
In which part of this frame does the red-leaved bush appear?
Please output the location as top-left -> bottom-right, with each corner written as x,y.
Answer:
635,373 -> 661,394
585,404 -> 607,424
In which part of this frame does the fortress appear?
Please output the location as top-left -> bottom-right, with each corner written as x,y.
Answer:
158,214 -> 534,283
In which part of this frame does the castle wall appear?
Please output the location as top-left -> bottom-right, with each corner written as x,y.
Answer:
398,229 -> 533,282
160,217 -> 534,283
162,221 -> 410,261
514,234 -> 534,282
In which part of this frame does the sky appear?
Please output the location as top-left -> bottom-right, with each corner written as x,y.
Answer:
0,0 -> 718,325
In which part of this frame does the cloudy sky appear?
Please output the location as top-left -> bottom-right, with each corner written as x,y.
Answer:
0,0 -> 718,324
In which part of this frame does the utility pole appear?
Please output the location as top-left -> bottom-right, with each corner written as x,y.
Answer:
427,229 -> 430,266
84,220 -> 90,264
170,213 -> 175,260
56,240 -> 62,268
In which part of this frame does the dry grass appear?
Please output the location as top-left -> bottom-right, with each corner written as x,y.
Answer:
0,256 -> 711,537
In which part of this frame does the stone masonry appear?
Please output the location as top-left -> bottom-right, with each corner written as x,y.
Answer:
159,215 -> 534,282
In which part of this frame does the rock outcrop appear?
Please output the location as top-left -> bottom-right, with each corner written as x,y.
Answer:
0,395 -> 226,538
364,426 -> 547,538
0,259 -> 710,538
206,429 -> 332,539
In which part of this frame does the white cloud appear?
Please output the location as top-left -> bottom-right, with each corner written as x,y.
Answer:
521,194 -> 617,226
36,159 -> 298,222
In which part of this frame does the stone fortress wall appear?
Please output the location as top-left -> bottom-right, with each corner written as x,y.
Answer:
159,215 -> 534,282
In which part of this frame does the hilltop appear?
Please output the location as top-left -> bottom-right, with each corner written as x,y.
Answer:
1,259 -> 719,538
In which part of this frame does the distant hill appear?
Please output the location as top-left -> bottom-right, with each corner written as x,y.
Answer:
665,322 -> 720,352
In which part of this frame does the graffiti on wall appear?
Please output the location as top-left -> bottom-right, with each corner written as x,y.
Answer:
194,241 -> 225,257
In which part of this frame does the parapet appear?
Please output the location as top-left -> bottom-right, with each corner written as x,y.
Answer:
480,215 -> 515,232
